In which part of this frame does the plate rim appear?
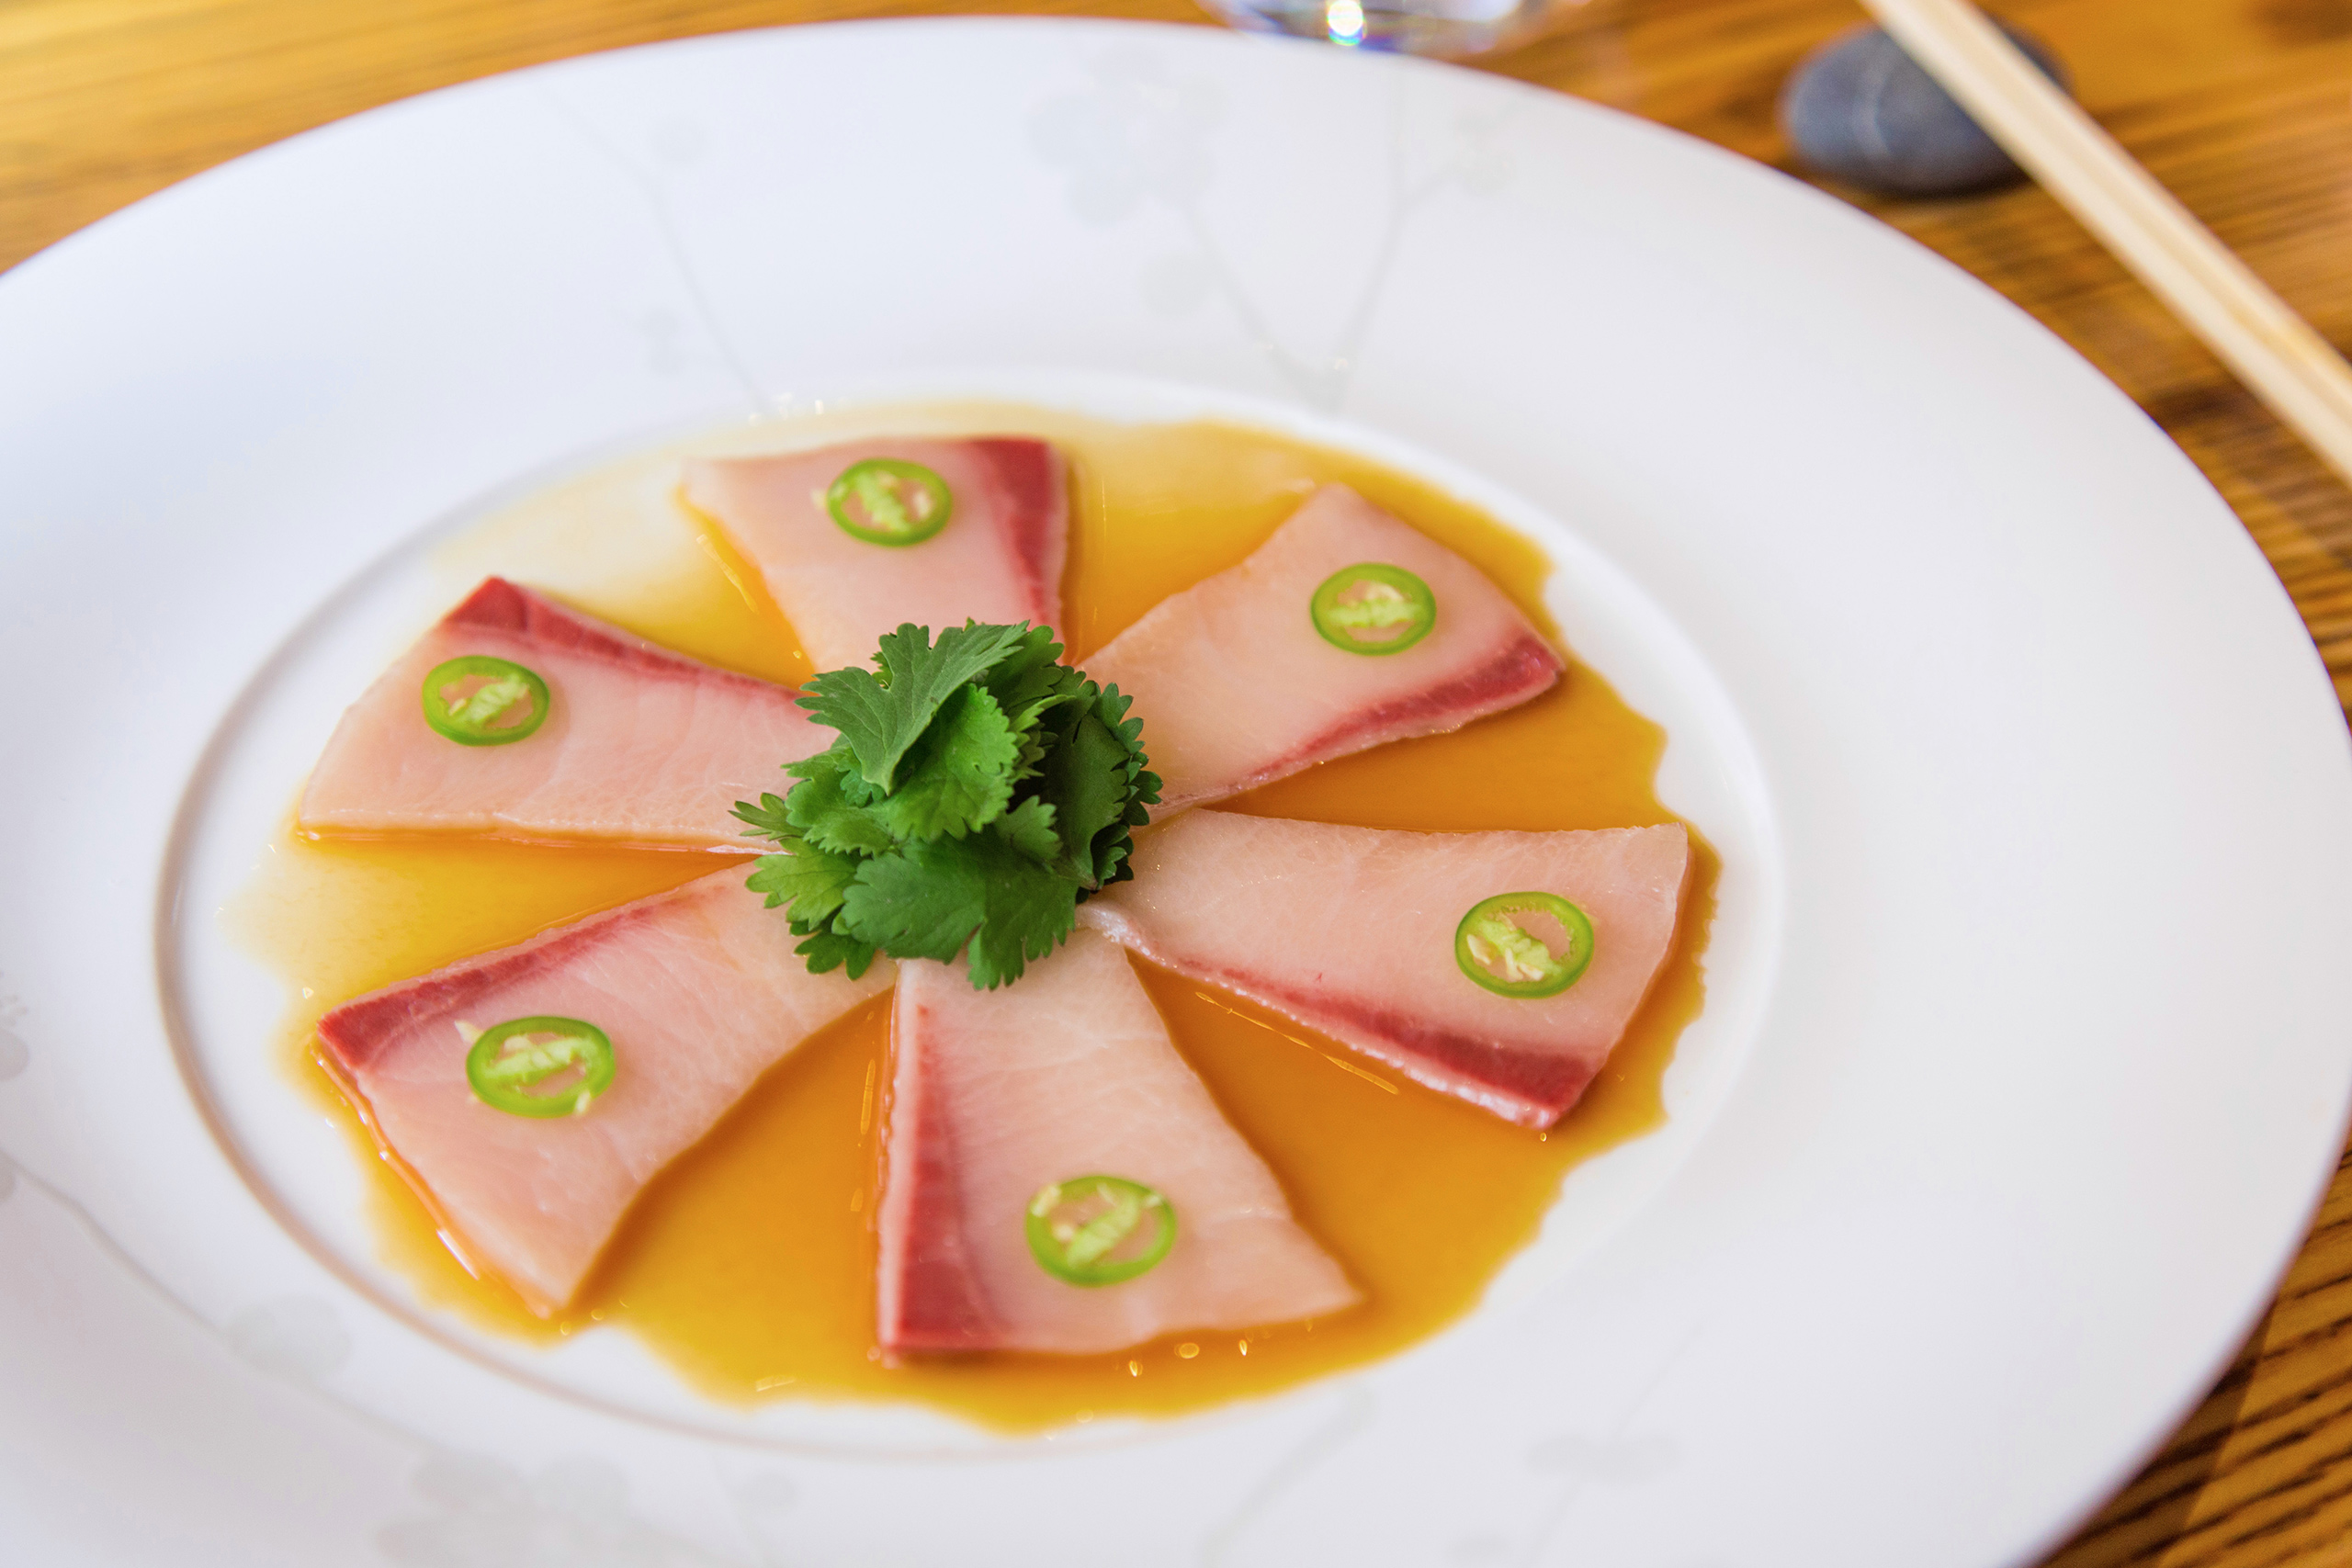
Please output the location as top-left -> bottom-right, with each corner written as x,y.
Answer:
1,17 -> 2346,1566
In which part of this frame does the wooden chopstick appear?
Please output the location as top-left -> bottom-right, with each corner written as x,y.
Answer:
1859,0 -> 2352,489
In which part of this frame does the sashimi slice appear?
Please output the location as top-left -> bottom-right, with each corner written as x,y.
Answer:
317,868 -> 892,1313
300,578 -> 825,849
1080,811 -> 1690,1128
1083,485 -> 1563,813
681,437 -> 1067,671
878,929 -> 1357,1354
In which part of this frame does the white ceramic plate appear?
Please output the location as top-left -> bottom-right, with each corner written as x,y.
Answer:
3,19 -> 2348,1567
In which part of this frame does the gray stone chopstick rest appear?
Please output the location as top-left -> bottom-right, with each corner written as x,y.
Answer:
1781,20 -> 2071,197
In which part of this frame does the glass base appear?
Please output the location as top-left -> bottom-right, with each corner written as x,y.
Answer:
1203,0 -> 1551,59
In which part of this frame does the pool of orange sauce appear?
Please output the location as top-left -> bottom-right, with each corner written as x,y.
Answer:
227,412 -> 1717,1433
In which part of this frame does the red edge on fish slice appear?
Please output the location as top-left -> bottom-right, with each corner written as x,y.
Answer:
299,577 -> 825,850
442,578 -> 767,683
970,438 -> 1065,602
876,931 -> 1358,1356
1080,812 -> 1691,1128
870,1009 -> 995,1351
1294,630 -> 1562,771
1084,484 -> 1564,814
316,868 -> 892,1314
680,437 -> 1069,673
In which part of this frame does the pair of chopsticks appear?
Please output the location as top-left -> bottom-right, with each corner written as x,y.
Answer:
1859,0 -> 2352,490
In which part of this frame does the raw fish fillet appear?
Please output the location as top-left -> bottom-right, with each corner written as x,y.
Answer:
317,869 -> 892,1313
300,578 -> 824,849
878,930 -> 1356,1354
681,437 -> 1067,671
1080,811 -> 1690,1128
1083,485 -> 1562,813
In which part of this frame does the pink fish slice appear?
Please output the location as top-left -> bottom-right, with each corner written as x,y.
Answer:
681,437 -> 1068,671
1083,484 -> 1563,814
300,577 -> 825,850
877,930 -> 1357,1355
1080,811 -> 1690,1128
317,867 -> 893,1314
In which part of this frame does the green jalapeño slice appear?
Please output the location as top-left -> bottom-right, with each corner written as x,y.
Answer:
1024,1175 -> 1176,1287
1454,892 -> 1595,999
1310,562 -> 1436,655
422,655 -> 550,746
825,458 -> 953,547
465,1016 -> 616,1118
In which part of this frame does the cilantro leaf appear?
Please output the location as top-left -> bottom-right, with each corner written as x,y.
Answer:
795,927 -> 879,979
797,621 -> 1029,790
980,624 -> 1090,734
786,739 -> 885,807
732,792 -> 797,845
967,867 -> 1079,990
745,843 -> 860,927
836,841 -> 980,964
743,621 -> 1152,991
870,682 -> 1020,841
998,796 -> 1062,863
1069,683 -> 1159,891
838,832 -> 1078,989
1035,705 -> 1133,886
1097,684 -> 1157,795
781,749 -> 899,856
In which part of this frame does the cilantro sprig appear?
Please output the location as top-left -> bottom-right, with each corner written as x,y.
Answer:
734,622 -> 1159,990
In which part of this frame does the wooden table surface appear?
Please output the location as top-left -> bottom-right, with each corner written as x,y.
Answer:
6,0 -> 2350,1561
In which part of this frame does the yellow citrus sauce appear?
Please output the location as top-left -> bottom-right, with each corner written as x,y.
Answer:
225,410 -> 1715,1432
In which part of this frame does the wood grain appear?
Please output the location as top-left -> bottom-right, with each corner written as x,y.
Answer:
7,0 -> 2352,1561
1860,0 -> 2352,490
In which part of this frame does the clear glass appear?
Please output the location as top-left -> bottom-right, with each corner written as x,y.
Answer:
1198,0 -> 1560,59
